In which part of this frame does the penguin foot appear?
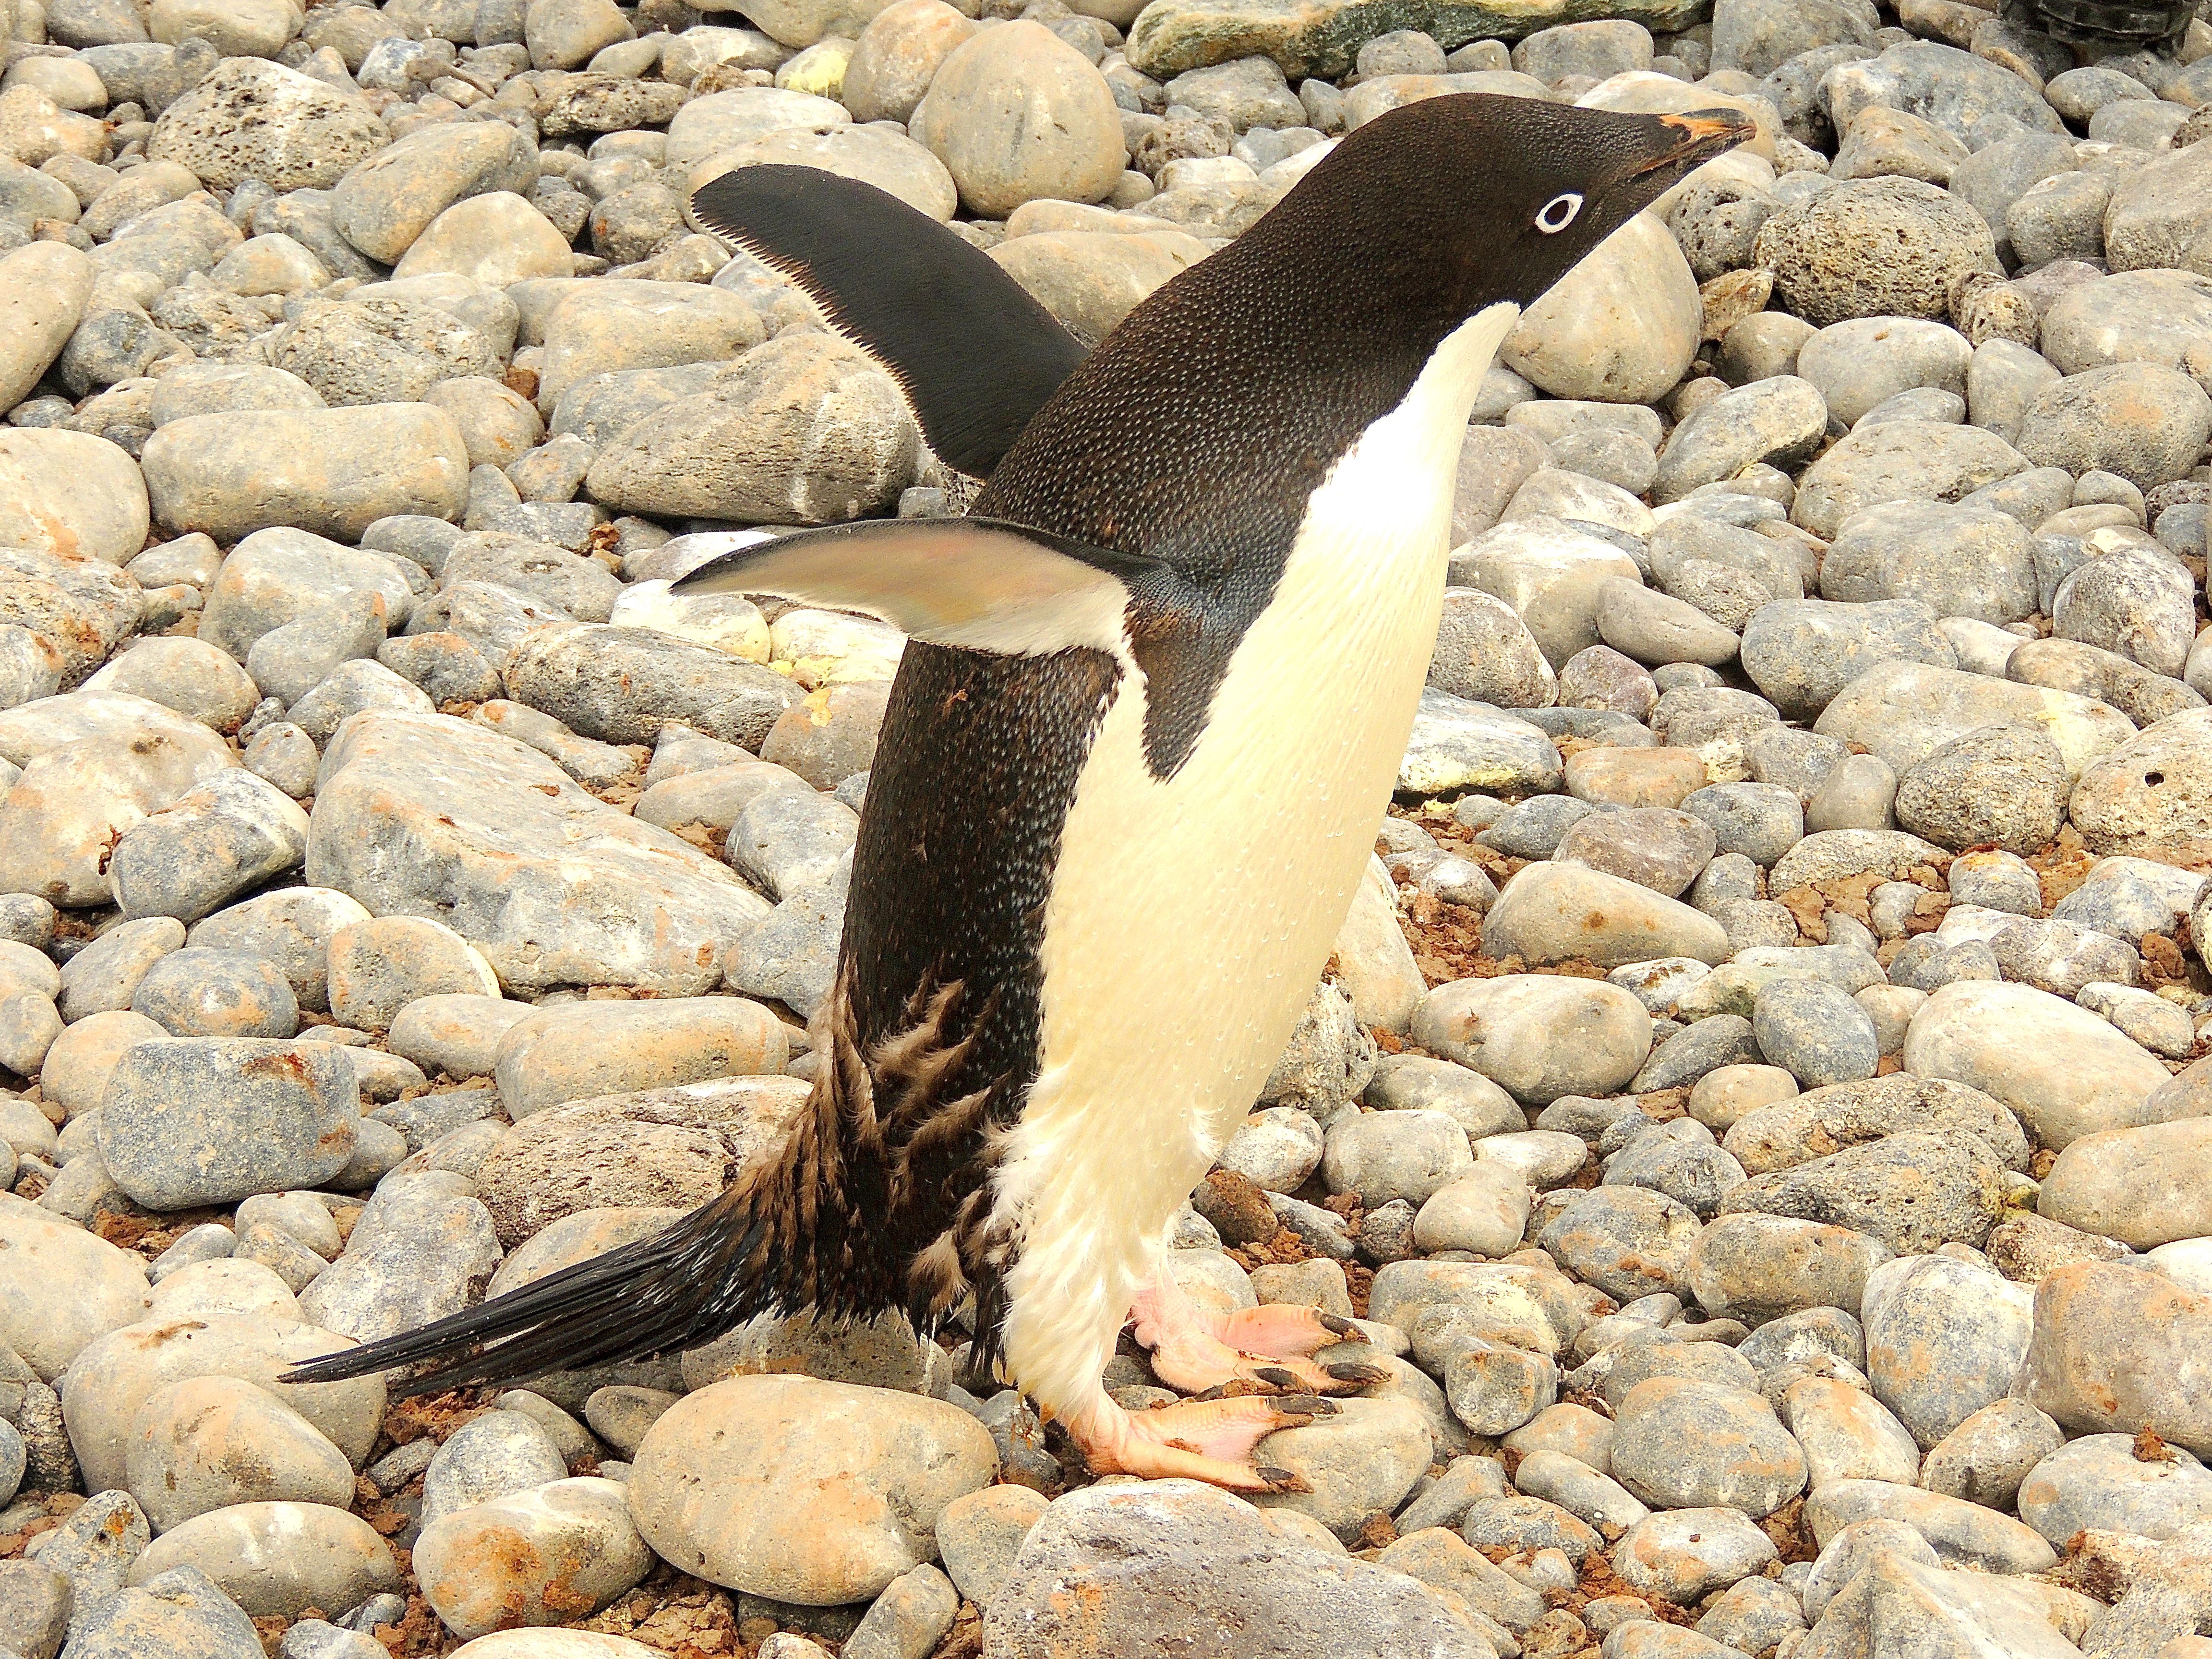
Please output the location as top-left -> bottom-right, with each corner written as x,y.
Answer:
1142,1324 -> 1368,1397
1070,1395 -> 1332,1492
1129,1276 -> 1380,1396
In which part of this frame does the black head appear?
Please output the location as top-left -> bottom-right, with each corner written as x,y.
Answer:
1246,92 -> 1753,324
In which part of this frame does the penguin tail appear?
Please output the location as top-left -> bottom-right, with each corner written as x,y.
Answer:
278,1182 -> 780,1396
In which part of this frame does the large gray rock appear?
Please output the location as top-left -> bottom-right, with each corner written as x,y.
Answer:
504,625 -> 802,751
147,59 -> 386,190
0,1205 -> 148,1384
305,710 -> 772,994
329,120 -> 539,264
1502,212 -> 1699,404
1651,374 -> 1827,504
1817,500 -> 2037,625
1815,661 -> 2133,783
1754,176 -> 1999,326
96,1037 -> 359,1209
141,406 -> 471,543
1903,979 -> 2175,1150
1790,422 -> 2026,540
985,1479 -> 1493,1658
583,334 -> 919,525
1740,598 -> 1955,721
2014,1261 -> 2212,1458
1483,860 -> 1730,969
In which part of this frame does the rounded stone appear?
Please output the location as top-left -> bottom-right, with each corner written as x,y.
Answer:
843,0 -> 977,124
1554,806 -> 1718,899
147,59 -> 388,191
1483,861 -> 1731,970
95,1036 -> 360,1210
125,1501 -> 398,1619
1751,977 -> 1880,1090
910,23 -> 1126,218
142,406 -> 471,544
2038,1118 -> 2212,1251
1321,1108 -> 1474,1207
1893,724 -> 2066,856
1608,1507 -> 1777,1605
131,948 -> 301,1039
326,916 -> 500,1031
329,120 -> 539,265
935,1482 -> 1047,1609
1411,974 -> 1652,1105
2016,1433 -> 2212,1546
2016,364 -> 2212,493
393,192 -> 576,287
414,1476 -> 654,1639
1753,177 -> 1998,326
626,1375 -> 998,1605
124,1375 -> 355,1534
1502,213 -> 1699,403
0,1204 -> 149,1383
422,1410 -> 571,1526
1539,1186 -> 1702,1303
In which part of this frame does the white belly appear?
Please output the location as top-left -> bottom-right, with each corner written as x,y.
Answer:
989,302 -> 1521,1412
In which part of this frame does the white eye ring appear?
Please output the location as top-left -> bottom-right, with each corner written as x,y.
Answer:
1535,192 -> 1583,234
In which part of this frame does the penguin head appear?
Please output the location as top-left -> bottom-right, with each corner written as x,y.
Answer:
1264,92 -> 1755,321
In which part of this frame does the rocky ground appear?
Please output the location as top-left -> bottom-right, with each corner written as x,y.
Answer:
3,0 -> 2212,1651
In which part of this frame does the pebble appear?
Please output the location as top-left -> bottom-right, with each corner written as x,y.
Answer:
60,1563 -> 262,1659
1411,974 -> 1650,1104
1863,1253 -> 2033,1450
1608,1377 -> 1807,1517
1903,979 -> 2176,1150
126,1501 -> 398,1620
1482,861 -> 1730,970
2015,1261 -> 2212,1455
1607,1506 -> 1778,1604
414,1477 -> 652,1639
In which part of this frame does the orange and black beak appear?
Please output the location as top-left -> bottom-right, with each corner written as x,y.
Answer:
1637,108 -> 1759,178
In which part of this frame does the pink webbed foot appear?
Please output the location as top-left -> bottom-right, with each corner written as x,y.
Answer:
1067,1393 -> 1334,1491
1128,1275 -> 1387,1398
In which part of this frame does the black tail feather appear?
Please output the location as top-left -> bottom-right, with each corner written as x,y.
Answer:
281,1190 -> 773,1396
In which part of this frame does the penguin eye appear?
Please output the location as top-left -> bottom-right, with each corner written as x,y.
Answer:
1534,192 -> 1583,234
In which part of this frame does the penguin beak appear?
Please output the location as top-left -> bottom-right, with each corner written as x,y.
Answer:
1637,108 -> 1757,177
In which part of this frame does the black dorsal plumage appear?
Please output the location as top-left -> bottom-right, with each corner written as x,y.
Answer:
690,165 -> 1087,477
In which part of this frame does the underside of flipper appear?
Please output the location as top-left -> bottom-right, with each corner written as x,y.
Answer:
690,165 -> 1087,478
672,515 -> 1197,659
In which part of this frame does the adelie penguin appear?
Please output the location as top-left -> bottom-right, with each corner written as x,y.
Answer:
289,93 -> 1752,1489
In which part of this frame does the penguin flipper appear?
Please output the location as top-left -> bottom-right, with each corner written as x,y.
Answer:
690,165 -> 1086,478
672,516 -> 1183,658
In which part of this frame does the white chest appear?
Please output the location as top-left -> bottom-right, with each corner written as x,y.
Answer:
1007,302 -> 1521,1189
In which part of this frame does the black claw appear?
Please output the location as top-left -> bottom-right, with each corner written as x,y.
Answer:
1327,1361 -> 1390,1385
1255,1366 -> 1300,1389
1258,1466 -> 1311,1494
1192,1383 -> 1232,1402
1320,1312 -> 1360,1337
1277,1395 -> 1337,1417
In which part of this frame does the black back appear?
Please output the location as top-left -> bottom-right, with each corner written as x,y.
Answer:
691,166 -> 1088,476
848,91 -> 1748,1106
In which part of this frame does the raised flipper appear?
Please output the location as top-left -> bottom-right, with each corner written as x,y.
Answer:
689,165 -> 1086,477
671,515 -> 1192,659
